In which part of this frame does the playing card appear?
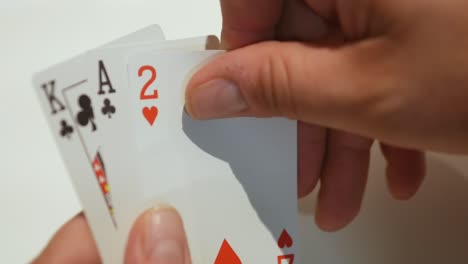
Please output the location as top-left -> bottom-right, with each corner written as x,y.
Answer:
80,36 -> 219,262
83,35 -> 219,217
83,36 -> 219,152
180,117 -> 299,263
106,50 -> 299,262
32,25 -> 165,263
102,24 -> 164,48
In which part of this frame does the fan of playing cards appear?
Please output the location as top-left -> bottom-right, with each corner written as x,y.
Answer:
33,25 -> 299,263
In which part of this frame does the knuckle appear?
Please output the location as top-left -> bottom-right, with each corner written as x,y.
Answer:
254,45 -> 299,118
330,131 -> 374,152
335,62 -> 397,122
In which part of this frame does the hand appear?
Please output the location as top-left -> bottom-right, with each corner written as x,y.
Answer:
184,0 -> 468,230
33,208 -> 191,264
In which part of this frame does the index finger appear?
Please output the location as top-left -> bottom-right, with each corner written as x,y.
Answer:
32,213 -> 100,264
220,0 -> 284,49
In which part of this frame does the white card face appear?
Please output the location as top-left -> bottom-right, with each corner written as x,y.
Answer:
59,73 -> 118,223
117,50 -> 299,262
101,24 -> 164,48
178,117 -> 298,263
85,36 -> 219,146
84,35 -> 219,219
32,25 -> 165,264
77,36 -> 219,262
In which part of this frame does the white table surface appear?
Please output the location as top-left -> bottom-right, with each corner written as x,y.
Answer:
1,1 -> 468,263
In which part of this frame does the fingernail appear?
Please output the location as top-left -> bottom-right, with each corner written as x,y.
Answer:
187,79 -> 247,119
143,207 -> 186,264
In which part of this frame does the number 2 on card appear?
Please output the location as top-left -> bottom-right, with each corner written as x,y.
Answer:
138,65 -> 159,126
138,65 -> 159,100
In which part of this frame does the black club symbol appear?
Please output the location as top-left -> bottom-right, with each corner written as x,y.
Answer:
101,98 -> 116,118
59,120 -> 74,139
76,95 -> 97,131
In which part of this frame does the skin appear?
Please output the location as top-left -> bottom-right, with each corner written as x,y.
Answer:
35,0 -> 468,262
185,0 -> 468,230
33,210 -> 191,264
32,213 -> 101,264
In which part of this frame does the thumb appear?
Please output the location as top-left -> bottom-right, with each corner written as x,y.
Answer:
186,40 -> 390,135
124,206 -> 191,264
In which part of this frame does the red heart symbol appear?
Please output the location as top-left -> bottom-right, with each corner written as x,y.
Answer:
142,106 -> 158,126
277,229 -> 293,249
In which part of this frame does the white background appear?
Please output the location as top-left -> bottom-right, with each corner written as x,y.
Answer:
1,1 -> 468,263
